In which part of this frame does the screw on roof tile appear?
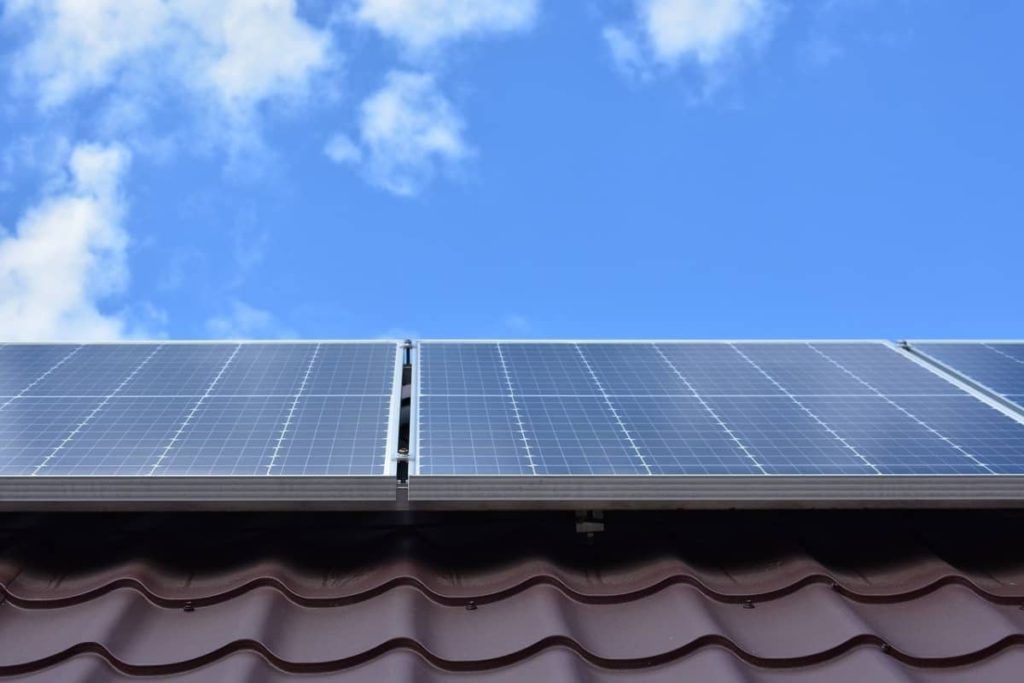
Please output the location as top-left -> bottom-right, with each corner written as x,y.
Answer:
183,601 -> 195,613
742,600 -> 755,609
466,600 -> 478,611
880,643 -> 891,653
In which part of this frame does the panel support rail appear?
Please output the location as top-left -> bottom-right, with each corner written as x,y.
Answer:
395,340 -> 414,483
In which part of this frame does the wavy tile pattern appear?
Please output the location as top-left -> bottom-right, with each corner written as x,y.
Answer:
2,510 -> 1024,681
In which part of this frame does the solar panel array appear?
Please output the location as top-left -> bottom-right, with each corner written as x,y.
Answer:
913,342 -> 1024,410
0,343 -> 399,477
415,342 -> 1024,476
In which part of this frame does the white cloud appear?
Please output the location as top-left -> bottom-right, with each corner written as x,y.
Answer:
329,71 -> 471,196
605,0 -> 774,79
7,0 -> 336,151
324,133 -> 363,165
206,300 -> 293,339
0,143 -> 138,340
349,0 -> 538,52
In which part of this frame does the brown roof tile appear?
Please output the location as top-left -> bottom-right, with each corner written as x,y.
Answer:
1,510 -> 1023,681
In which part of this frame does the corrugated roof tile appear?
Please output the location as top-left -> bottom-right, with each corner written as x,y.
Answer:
2,510 -> 1024,681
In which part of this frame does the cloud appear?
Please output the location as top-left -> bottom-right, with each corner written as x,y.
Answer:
327,71 -> 471,196
348,0 -> 538,53
0,143 -> 140,340
6,0 -> 337,153
604,0 -> 775,79
206,300 -> 293,339
323,133 -> 363,165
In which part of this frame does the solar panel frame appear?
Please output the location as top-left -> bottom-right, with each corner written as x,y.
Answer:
408,339 -> 1024,508
0,340 -> 405,509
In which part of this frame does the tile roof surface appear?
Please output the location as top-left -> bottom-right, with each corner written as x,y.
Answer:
1,509 -> 1023,681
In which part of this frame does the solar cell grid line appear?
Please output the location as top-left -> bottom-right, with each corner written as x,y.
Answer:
0,398 -> 100,475
278,395 -> 392,475
702,396 -> 879,474
651,345 -> 768,475
651,343 -> 784,396
729,344 -> 882,474
304,343 -> 400,395
210,344 -> 318,396
579,344 -> 693,396
573,344 -> 652,475
266,343 -> 321,475
31,345 -> 164,475
118,344 -> 240,396
24,345 -> 162,397
888,395 -> 1024,474
808,345 -> 996,474
158,396 -> 293,475
418,343 -> 507,396
517,395 -> 647,474
495,343 -> 537,475
912,343 -> 1024,400
986,343 -> 1024,365
730,343 -> 874,396
416,395 -> 533,475
38,396 -> 199,475
504,343 -> 599,396
0,345 -> 82,410
146,344 -> 242,475
805,343 -> 965,397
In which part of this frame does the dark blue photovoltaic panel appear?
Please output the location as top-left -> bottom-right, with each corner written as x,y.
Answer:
503,344 -> 597,395
731,344 -> 872,396
0,397 -> 101,475
992,344 -> 1024,363
120,345 -> 238,396
578,345 -> 692,396
517,396 -> 645,475
0,343 -> 399,477
25,345 -> 159,396
274,396 -> 391,475
304,345 -> 398,395
416,341 -> 1024,477
894,396 -> 1024,474
157,396 -> 292,475
0,345 -> 81,395
796,396 -> 987,474
419,344 -> 507,395
703,396 -> 875,475
916,343 -> 1024,403
210,345 -> 317,396
654,344 -> 783,396
809,343 -> 962,396
417,395 -> 532,475
40,397 -> 197,475
612,396 -> 758,474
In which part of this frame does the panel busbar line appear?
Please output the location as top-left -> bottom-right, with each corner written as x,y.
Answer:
409,341 -> 1024,507
0,341 -> 403,508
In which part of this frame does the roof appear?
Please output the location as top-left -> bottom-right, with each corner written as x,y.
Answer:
2,509 -> 1024,681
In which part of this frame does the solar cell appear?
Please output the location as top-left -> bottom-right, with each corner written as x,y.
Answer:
414,341 -> 1024,479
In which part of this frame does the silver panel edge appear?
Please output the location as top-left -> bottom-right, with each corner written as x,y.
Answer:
0,476 -> 397,510
407,475 -> 1024,509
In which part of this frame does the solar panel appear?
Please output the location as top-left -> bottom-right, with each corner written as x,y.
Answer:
911,342 -> 1024,411
0,342 -> 402,505
411,341 -> 1024,504
5,339 -> 1024,510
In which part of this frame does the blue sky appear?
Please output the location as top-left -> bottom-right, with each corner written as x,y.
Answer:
0,0 -> 1021,341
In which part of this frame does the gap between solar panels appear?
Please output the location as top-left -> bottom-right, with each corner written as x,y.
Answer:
1,339 -> 1024,510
